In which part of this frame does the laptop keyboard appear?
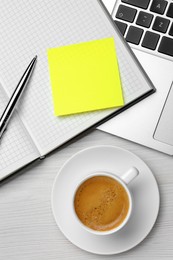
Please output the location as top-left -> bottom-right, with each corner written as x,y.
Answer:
112,0 -> 173,59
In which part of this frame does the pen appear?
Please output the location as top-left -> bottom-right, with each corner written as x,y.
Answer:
0,56 -> 37,140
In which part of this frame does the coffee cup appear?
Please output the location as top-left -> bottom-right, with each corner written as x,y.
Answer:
72,167 -> 139,235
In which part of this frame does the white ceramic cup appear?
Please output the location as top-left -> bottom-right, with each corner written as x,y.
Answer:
72,167 -> 139,235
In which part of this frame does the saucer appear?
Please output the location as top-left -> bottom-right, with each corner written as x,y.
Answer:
51,145 -> 160,255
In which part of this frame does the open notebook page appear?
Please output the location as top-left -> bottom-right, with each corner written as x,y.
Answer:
0,84 -> 39,180
0,0 -> 153,156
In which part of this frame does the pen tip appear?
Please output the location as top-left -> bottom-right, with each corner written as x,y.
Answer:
31,55 -> 37,64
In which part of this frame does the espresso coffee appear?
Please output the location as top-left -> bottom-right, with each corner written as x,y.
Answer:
74,175 -> 129,231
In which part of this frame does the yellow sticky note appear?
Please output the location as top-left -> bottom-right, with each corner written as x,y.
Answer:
47,37 -> 124,116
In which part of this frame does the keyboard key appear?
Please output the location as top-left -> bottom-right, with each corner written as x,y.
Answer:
150,0 -> 168,15
169,23 -> 173,36
122,0 -> 150,9
114,20 -> 127,35
158,36 -> 173,56
142,31 -> 160,50
136,11 -> 153,28
152,16 -> 170,33
126,26 -> 144,44
167,3 -> 173,18
116,5 -> 137,22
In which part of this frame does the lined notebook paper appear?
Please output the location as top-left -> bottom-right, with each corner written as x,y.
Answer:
0,85 -> 39,177
0,0 -> 154,180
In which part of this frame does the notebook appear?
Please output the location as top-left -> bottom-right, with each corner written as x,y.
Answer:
0,0 -> 154,180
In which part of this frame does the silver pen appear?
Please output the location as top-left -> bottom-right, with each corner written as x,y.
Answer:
0,56 -> 37,139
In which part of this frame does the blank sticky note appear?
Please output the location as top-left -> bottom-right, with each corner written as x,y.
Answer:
47,37 -> 124,116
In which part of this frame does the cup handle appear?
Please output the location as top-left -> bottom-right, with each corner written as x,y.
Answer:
121,167 -> 139,185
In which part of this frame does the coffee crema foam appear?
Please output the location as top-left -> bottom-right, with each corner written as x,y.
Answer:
74,176 -> 129,231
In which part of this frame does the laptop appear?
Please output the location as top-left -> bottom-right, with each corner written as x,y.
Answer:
100,0 -> 173,155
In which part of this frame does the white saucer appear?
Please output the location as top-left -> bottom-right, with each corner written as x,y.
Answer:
51,145 -> 160,255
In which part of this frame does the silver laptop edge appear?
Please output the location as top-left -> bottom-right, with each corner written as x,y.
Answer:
99,0 -> 173,155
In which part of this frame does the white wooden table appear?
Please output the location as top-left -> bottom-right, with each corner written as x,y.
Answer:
0,129 -> 173,259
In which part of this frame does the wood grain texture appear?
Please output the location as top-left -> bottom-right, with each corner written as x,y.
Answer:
0,129 -> 173,259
